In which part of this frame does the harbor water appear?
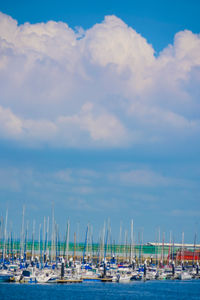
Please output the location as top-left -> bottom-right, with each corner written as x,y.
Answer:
0,280 -> 200,300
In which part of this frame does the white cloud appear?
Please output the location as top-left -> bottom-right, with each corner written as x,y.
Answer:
57,102 -> 128,146
0,105 -> 57,144
0,12 -> 200,148
82,16 -> 155,69
0,103 -> 127,147
108,169 -> 171,187
171,209 -> 200,217
0,105 -> 22,137
119,169 -> 168,187
108,168 -> 196,188
0,165 -> 199,217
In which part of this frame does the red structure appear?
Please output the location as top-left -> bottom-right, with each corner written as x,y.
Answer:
175,249 -> 200,261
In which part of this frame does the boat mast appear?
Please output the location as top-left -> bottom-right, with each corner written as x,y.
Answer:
118,221 -> 122,262
86,223 -> 89,260
167,230 -> 172,265
101,221 -> 106,262
31,220 -> 35,261
51,204 -> 55,262
3,209 -> 8,262
73,232 -> 76,262
141,229 -> 143,264
66,219 -> 70,262
82,224 -> 88,263
193,232 -> 197,266
161,232 -> 165,266
181,231 -> 184,267
24,221 -> 28,262
43,216 -> 46,263
158,227 -> 160,267
130,219 -> 134,263
46,216 -> 49,261
38,223 -> 41,264
20,206 -> 25,260
0,215 -> 3,260
76,222 -> 80,261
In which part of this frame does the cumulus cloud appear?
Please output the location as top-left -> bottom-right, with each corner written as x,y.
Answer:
0,102 -> 127,147
0,12 -> 200,148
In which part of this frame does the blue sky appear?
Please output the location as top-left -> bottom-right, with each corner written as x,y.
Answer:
0,0 -> 200,244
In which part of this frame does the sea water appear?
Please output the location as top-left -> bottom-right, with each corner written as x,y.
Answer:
0,280 -> 200,299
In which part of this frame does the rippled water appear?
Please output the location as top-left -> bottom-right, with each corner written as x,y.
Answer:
0,280 -> 200,299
